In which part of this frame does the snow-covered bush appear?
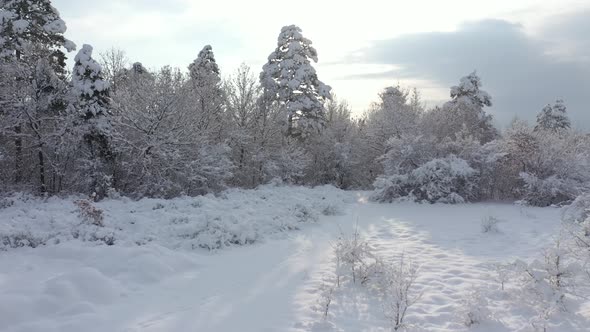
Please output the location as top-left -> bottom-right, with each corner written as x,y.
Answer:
181,215 -> 258,250
315,280 -> 336,320
380,254 -> 421,331
512,240 -> 584,318
70,224 -> 116,246
333,228 -> 381,285
74,199 -> 104,227
520,173 -> 580,207
292,203 -> 319,224
0,186 -> 347,252
562,193 -> 590,224
372,155 -> 478,204
459,288 -> 492,327
481,215 -> 501,233
0,230 -> 46,251
329,228 -> 421,330
319,203 -> 343,216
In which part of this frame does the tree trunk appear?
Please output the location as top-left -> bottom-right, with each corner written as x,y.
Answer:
14,125 -> 22,184
38,149 -> 46,193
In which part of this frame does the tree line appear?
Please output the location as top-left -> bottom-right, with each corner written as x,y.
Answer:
1,0 -> 588,205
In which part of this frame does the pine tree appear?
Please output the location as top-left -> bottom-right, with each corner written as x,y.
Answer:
0,0 -> 76,67
426,71 -> 497,144
188,45 -> 224,135
0,0 -> 75,190
260,25 -> 332,138
71,44 -> 113,200
534,99 -> 571,133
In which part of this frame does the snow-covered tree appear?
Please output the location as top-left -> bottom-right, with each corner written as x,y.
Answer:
0,0 -> 75,66
260,25 -> 332,138
0,0 -> 75,191
424,72 -> 497,144
70,44 -> 113,200
98,47 -> 128,94
224,63 -> 262,187
112,64 -> 233,197
188,45 -> 224,138
497,119 -> 590,206
303,96 -> 359,188
365,86 -> 421,155
535,99 -> 571,133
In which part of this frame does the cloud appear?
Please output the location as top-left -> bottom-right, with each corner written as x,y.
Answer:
345,12 -> 590,128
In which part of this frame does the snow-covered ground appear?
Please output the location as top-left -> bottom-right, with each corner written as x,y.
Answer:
1,187 -> 588,331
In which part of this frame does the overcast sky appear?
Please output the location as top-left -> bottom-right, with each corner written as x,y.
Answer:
53,0 -> 589,129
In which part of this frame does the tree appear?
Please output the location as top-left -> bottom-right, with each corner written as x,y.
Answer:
0,0 -> 75,191
425,71 -> 497,144
224,63 -> 262,187
188,45 -> 224,138
303,96 -> 359,188
260,25 -> 332,138
0,0 -> 76,66
534,99 -> 571,133
364,86 -> 421,170
99,47 -> 128,94
70,44 -> 113,200
112,64 -> 233,197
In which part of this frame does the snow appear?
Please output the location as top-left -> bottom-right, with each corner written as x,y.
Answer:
1,187 -> 588,331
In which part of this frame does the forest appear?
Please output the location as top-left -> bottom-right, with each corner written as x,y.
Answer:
1,1 -> 588,206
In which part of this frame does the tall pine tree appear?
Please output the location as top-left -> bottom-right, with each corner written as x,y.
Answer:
0,0 -> 75,190
260,25 -> 332,139
188,45 -> 224,137
71,44 -> 113,200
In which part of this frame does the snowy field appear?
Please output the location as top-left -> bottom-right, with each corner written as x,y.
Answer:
1,186 -> 588,332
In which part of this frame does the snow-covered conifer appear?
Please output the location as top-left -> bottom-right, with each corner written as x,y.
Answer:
188,45 -> 224,135
425,71 -> 497,144
0,0 -> 75,191
71,44 -> 113,200
0,0 -> 75,69
534,99 -> 571,133
260,25 -> 332,138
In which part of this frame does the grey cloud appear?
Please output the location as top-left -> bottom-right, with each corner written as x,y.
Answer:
346,14 -> 590,128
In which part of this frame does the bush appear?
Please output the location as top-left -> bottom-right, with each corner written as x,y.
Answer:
520,173 -> 580,207
481,215 -> 501,233
0,231 -> 46,250
459,289 -> 492,327
562,193 -> 590,224
74,199 -> 104,227
380,255 -> 421,331
333,227 -> 381,285
372,155 -> 479,204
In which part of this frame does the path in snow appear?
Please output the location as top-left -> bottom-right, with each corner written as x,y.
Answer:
0,193 -> 567,332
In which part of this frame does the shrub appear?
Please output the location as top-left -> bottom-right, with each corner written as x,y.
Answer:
380,255 -> 421,331
74,199 -> 104,227
333,227 -> 380,285
481,215 -> 501,233
520,173 -> 581,207
372,155 -> 479,204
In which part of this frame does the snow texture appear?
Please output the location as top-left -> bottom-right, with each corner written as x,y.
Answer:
2,188 -> 587,332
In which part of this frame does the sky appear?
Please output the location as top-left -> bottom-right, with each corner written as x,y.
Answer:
53,0 -> 590,129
